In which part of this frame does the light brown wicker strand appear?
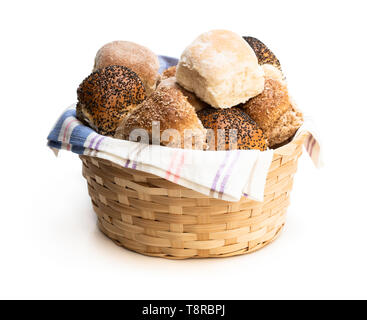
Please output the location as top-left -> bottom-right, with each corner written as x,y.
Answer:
80,133 -> 308,259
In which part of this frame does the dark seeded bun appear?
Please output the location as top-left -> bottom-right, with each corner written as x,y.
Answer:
197,107 -> 267,151
76,65 -> 146,136
115,87 -> 206,149
93,41 -> 160,95
243,36 -> 282,71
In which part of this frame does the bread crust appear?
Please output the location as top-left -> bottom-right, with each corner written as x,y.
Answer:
157,77 -> 207,112
115,87 -> 206,149
261,64 -> 284,82
197,107 -> 267,151
267,105 -> 303,148
94,41 -> 159,95
243,78 -> 303,147
77,65 -> 146,136
243,79 -> 290,133
243,36 -> 282,71
176,30 -> 264,109
161,65 -> 177,80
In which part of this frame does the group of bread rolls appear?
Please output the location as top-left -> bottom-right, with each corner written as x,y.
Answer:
76,30 -> 303,150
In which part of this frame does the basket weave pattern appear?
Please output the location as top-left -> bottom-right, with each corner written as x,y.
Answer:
80,134 -> 306,259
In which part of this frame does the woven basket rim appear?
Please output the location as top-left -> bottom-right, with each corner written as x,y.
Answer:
273,131 -> 309,156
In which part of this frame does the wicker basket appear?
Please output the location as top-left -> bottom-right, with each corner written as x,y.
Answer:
80,132 -> 308,259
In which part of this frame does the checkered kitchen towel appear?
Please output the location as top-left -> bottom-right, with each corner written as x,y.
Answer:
47,56 -> 322,202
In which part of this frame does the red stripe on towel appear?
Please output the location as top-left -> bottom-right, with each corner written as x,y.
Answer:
165,152 -> 178,180
63,119 -> 77,142
173,153 -> 185,183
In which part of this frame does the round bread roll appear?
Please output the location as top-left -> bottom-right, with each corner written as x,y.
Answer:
93,41 -> 160,95
157,77 -> 207,112
115,87 -> 206,149
243,79 -> 290,133
176,30 -> 264,109
161,65 -> 177,80
243,78 -> 302,147
77,65 -> 146,136
197,107 -> 267,151
243,36 -> 282,71
267,105 -> 303,148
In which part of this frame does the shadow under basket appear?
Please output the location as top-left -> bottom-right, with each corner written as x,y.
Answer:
80,133 -> 308,259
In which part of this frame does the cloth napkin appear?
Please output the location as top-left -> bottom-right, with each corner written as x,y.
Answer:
47,56 -> 322,202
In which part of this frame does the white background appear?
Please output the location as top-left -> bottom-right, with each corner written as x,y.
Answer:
1,0 -> 366,299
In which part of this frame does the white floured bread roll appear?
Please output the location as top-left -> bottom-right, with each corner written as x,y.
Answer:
93,41 -> 160,96
176,30 -> 264,109
157,77 -> 207,112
